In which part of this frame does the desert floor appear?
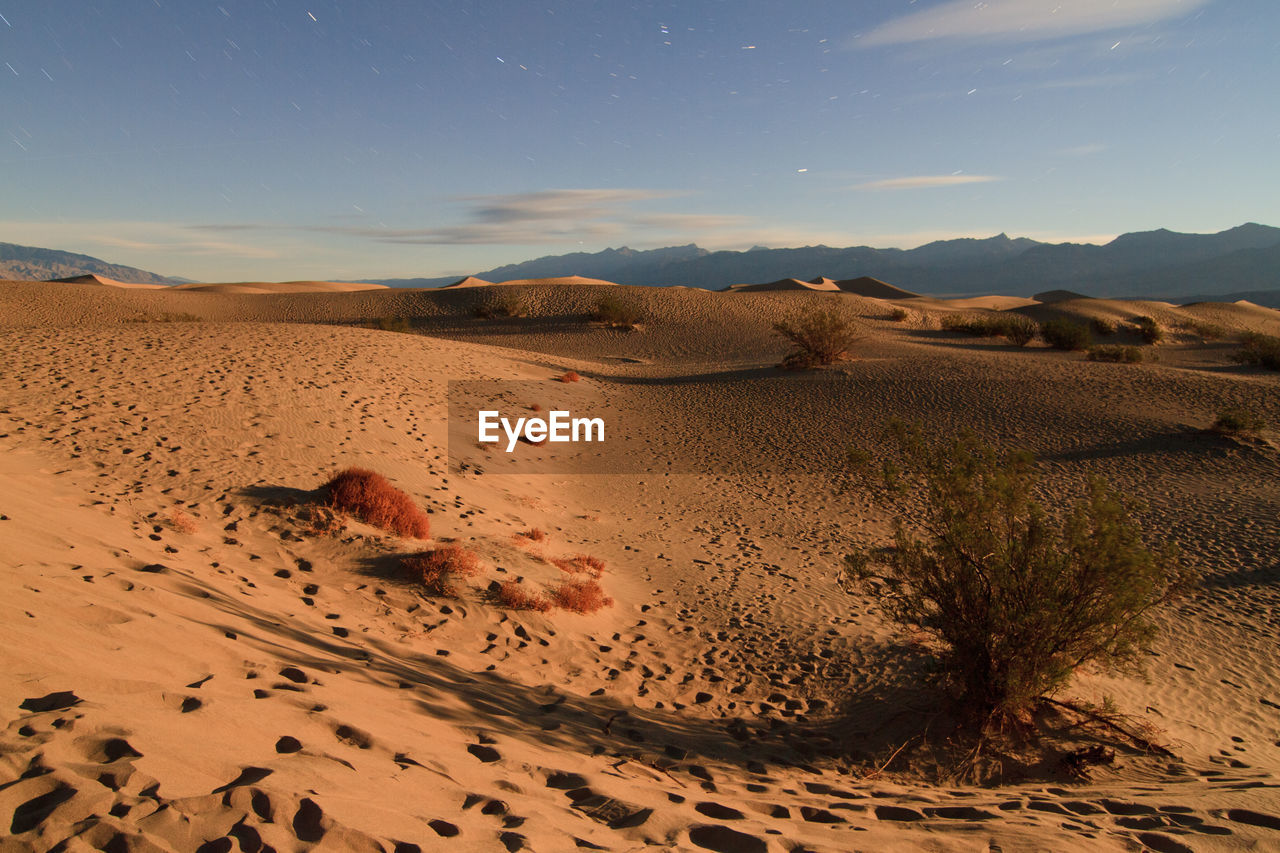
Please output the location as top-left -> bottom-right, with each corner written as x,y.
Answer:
2,278 -> 1279,852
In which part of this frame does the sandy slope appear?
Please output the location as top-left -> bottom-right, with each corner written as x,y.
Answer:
1,281 -> 1279,852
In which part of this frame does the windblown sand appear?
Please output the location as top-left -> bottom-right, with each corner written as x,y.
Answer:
1,279 -> 1278,852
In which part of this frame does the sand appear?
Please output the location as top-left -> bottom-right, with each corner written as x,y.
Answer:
2,278 -> 1279,851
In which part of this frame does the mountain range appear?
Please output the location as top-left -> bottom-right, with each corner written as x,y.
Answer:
366,224 -> 1280,304
4,224 -> 1279,305
0,242 -> 180,286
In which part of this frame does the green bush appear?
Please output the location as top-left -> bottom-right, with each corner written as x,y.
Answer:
592,294 -> 643,329
1086,345 -> 1144,363
1211,407 -> 1266,434
1040,319 -> 1092,351
844,423 -> 1193,721
1132,316 -> 1164,344
1181,320 -> 1226,341
1232,333 -> 1280,370
939,312 -> 1037,346
1091,317 -> 1118,336
773,308 -> 861,369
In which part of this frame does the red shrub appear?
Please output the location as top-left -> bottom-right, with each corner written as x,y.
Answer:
322,468 -> 430,539
551,553 -> 606,578
402,545 -> 482,597
558,371 -> 581,383
529,403 -> 542,412
552,578 -> 613,614
514,528 -> 547,545
496,581 -> 552,612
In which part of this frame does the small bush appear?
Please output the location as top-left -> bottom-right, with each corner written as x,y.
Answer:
363,316 -> 412,333
552,577 -> 613,613
592,295 -> 643,330
496,580 -> 552,612
939,312 -> 1036,346
322,468 -> 430,539
1040,319 -> 1092,351
514,528 -> 547,544
1212,407 -> 1266,434
1181,320 -> 1226,341
474,290 -> 527,319
168,509 -> 199,534
403,545 -> 482,597
773,308 -> 861,369
844,423 -> 1194,722
1086,345 -> 1144,363
1132,316 -> 1164,344
888,307 -> 909,322
558,371 -> 581,383
1233,333 -> 1280,370
552,553 -> 606,578
1091,317 -> 1117,336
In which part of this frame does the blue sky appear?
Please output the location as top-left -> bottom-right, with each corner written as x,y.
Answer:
2,0 -> 1277,281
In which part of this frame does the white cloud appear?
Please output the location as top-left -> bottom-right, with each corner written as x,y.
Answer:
858,0 -> 1211,47
852,175 -> 1002,191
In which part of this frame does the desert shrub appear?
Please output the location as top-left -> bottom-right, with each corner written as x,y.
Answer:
1091,317 -> 1117,336
1233,333 -> 1280,370
888,307 -> 909,322
474,289 -> 527,319
496,580 -> 552,612
1181,320 -> 1226,340
551,553 -> 606,578
773,308 -> 861,369
592,295 -> 643,329
362,316 -> 412,333
1211,407 -> 1266,434
403,545 -> 482,597
552,577 -> 613,613
322,467 -> 430,539
558,371 -> 581,383
844,423 -> 1193,722
514,528 -> 546,544
168,509 -> 199,534
1039,319 -> 1092,351
1132,316 -> 1164,344
939,313 -> 1036,346
1086,345 -> 1144,363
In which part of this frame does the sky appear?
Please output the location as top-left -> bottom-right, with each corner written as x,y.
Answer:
2,0 -> 1278,281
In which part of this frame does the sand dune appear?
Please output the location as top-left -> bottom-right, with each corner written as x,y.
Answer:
174,280 -> 390,294
441,275 -> 497,288
1,279 -> 1279,851
49,273 -> 168,290
495,275 -> 619,287
722,277 -> 841,292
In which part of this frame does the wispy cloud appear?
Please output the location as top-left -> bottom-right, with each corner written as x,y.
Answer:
858,0 -> 1211,47
853,175 -> 1002,191
302,188 -> 722,245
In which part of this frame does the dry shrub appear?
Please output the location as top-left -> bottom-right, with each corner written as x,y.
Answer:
1091,317 -> 1118,336
773,308 -> 861,369
552,578 -> 613,614
845,422 -> 1195,723
403,545 -> 482,597
1132,316 -> 1164,344
1086,345 -> 1144,363
888,307 -> 910,322
529,403 -> 542,412
1212,407 -> 1266,434
1040,319 -> 1092,351
168,509 -> 199,534
1233,332 -> 1280,370
558,371 -> 581,383
514,528 -> 547,544
496,581 -> 553,612
552,553 -> 606,578
322,467 -> 430,539
592,295 -> 643,330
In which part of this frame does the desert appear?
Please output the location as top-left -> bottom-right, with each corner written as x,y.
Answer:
1,273 -> 1278,852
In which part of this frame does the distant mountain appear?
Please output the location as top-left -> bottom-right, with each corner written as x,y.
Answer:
0,241 -> 179,285
363,224 -> 1280,301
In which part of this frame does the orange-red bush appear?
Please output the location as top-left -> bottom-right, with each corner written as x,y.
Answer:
552,578 -> 613,614
558,371 -> 581,383
551,553 -> 606,578
402,545 -> 482,597
514,528 -> 547,545
322,467 -> 430,539
496,581 -> 552,612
